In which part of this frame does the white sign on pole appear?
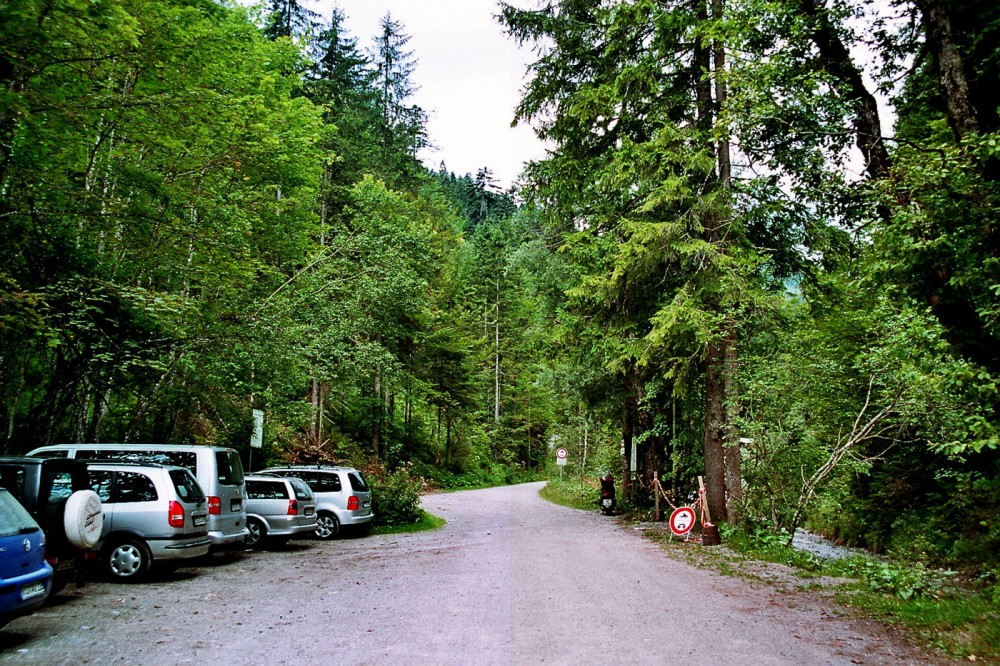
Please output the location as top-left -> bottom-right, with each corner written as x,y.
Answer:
251,409 -> 264,449
556,447 -> 568,466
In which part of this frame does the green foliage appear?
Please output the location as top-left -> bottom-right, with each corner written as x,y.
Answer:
367,464 -> 425,527
720,524 -> 823,571
370,510 -> 446,536
539,478 -> 598,512
832,559 -> 952,601
850,592 -> 1000,661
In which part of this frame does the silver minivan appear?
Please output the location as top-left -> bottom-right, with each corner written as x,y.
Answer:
87,462 -> 211,581
258,465 -> 373,539
28,444 -> 247,549
243,475 -> 317,548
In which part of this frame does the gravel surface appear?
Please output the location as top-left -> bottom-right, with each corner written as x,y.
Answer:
0,482 -> 950,665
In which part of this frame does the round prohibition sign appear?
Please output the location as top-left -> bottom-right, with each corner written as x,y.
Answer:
669,506 -> 697,536
556,447 -> 568,460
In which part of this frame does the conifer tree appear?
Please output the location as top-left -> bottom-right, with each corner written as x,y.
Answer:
263,0 -> 319,41
370,13 -> 427,183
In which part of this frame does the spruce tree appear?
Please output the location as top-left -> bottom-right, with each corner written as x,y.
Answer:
370,13 -> 427,183
263,0 -> 319,41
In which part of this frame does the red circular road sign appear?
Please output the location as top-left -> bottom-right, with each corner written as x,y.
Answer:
669,506 -> 697,536
556,447 -> 568,460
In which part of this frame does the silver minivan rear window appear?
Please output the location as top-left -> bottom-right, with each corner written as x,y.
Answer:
288,477 -> 313,500
215,451 -> 244,485
170,469 -> 205,503
348,472 -> 369,492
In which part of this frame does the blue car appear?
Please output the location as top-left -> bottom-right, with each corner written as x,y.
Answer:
0,488 -> 52,628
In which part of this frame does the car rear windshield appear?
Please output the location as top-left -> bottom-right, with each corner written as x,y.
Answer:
288,477 -> 313,500
216,451 -> 244,485
170,469 -> 205,504
348,472 -> 369,492
246,479 -> 287,499
0,490 -> 40,537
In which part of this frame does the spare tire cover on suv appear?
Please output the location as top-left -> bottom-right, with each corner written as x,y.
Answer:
64,489 -> 104,549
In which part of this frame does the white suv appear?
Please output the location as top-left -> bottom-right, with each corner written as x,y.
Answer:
258,466 -> 373,539
87,462 -> 211,581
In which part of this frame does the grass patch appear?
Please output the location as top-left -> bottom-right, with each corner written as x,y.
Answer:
847,592 -> 1000,661
369,510 -> 446,536
539,478 -> 597,511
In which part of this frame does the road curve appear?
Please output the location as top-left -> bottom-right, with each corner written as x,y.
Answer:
1,481 -> 943,665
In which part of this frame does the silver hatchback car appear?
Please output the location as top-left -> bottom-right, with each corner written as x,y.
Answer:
243,475 -> 317,548
87,462 -> 211,581
258,466 -> 373,540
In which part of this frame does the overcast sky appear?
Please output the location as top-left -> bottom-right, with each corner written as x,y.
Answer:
307,0 -> 548,189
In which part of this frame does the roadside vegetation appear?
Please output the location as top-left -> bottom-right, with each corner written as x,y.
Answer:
370,511 -> 446,537
539,478 -> 597,512
709,528 -> 1000,662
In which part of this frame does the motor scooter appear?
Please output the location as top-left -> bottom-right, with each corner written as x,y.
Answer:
599,473 -> 616,515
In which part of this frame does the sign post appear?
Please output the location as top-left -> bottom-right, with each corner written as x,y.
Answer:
555,447 -> 568,480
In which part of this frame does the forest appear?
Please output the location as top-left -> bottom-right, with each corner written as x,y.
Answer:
1,0 -> 999,578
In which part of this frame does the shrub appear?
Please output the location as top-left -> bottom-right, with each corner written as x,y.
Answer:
367,464 -> 424,527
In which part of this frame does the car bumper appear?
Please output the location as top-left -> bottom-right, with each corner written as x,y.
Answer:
0,563 -> 52,617
149,537 -> 212,561
208,527 -> 250,549
261,516 -> 318,538
338,511 -> 374,527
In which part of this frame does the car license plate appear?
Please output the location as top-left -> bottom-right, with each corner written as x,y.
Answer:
305,507 -> 314,516
362,501 -> 371,509
231,500 -> 242,512
602,499 -> 613,507
20,582 -> 46,601
193,514 -> 207,527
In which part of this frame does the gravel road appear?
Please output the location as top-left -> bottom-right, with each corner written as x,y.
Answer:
0,481 -> 947,665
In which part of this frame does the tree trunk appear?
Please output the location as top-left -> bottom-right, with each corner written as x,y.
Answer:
445,413 -> 453,467
722,325 -> 742,523
703,336 -> 728,523
712,0 -> 731,186
794,0 -> 891,181
494,280 -> 501,424
622,373 -> 636,500
308,378 -> 321,443
435,405 -> 442,465
916,0 -> 979,140
697,0 -> 731,523
372,370 -> 382,459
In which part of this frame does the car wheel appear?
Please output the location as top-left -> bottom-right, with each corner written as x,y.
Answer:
245,518 -> 265,549
105,537 -> 151,581
315,512 -> 340,540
